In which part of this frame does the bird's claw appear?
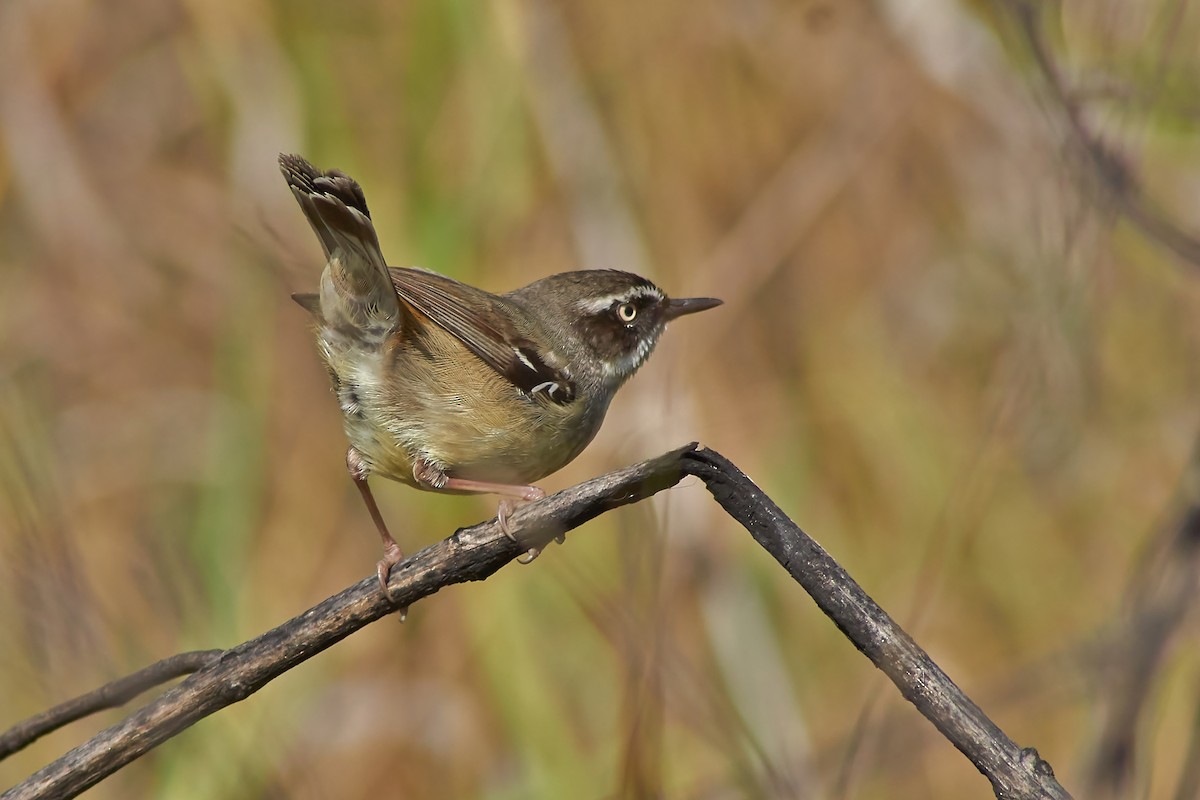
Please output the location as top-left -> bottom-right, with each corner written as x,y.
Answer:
498,498 -> 547,564
376,542 -> 408,620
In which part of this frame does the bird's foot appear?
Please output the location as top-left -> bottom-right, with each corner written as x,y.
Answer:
497,498 -> 544,563
376,541 -> 408,621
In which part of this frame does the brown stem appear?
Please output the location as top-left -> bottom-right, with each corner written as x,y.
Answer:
0,650 -> 222,761
1,444 -> 1072,800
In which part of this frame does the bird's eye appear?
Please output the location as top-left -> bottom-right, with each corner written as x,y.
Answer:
616,303 -> 637,323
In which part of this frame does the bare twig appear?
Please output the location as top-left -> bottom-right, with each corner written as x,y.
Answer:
0,651 -> 222,761
999,0 -> 1200,267
2,444 -> 1073,799
1,446 -> 695,800
681,448 -> 1072,800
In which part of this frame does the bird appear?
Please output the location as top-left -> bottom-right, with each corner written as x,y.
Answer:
279,153 -> 721,598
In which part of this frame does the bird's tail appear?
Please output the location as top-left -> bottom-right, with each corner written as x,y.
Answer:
279,154 -> 401,337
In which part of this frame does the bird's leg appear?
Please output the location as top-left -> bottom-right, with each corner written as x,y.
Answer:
347,448 -> 406,611
412,459 -> 547,563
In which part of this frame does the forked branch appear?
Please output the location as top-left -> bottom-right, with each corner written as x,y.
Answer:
1,444 -> 1071,800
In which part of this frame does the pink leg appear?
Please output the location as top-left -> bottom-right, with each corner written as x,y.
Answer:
442,477 -> 545,503
413,459 -> 547,562
347,448 -> 406,610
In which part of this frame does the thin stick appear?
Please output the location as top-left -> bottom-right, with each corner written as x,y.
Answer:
681,447 -> 1071,800
2,444 -> 1072,800
0,651 -> 222,760
1,446 -> 694,800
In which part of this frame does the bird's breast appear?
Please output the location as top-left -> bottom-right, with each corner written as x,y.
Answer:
318,325 -> 608,487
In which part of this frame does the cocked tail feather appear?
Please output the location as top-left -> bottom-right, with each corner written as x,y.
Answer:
278,153 -> 403,338
282,154 -> 575,405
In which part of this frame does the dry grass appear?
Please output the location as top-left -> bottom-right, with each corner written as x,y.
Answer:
3,0 -> 1200,797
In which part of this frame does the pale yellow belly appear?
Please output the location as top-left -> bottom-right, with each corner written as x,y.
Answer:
326,333 -> 603,489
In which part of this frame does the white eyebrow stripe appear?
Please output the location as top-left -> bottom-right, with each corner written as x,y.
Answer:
575,286 -> 664,314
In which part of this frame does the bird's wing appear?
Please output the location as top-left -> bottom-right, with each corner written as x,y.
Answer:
390,268 -> 576,405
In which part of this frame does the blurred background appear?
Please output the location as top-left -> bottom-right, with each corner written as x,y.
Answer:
2,0 -> 1200,797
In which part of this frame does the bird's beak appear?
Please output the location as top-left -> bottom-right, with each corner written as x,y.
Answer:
663,296 -> 723,321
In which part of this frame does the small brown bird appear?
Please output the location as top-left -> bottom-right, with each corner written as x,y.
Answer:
280,154 -> 720,596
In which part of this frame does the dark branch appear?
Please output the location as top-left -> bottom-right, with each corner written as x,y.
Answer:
1,445 -> 1072,800
0,651 -> 222,761
680,448 -> 1072,800
1,445 -> 695,800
